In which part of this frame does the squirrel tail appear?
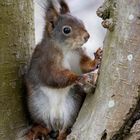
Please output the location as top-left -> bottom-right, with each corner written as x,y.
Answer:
15,125 -> 32,140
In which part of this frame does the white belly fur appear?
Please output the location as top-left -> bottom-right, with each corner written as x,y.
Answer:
29,85 -> 75,130
29,50 -> 82,130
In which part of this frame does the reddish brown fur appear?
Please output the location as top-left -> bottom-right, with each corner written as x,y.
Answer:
80,48 -> 103,73
26,124 -> 50,140
80,54 -> 97,73
57,132 -> 67,140
50,69 -> 78,88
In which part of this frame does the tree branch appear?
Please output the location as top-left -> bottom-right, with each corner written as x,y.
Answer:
67,0 -> 140,139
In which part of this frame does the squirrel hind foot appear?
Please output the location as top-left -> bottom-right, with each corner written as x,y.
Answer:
26,125 -> 50,140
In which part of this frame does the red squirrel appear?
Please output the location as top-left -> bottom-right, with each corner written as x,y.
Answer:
25,0 -> 102,139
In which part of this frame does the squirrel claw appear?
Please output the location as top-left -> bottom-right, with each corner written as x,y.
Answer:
94,48 -> 103,69
94,48 -> 103,60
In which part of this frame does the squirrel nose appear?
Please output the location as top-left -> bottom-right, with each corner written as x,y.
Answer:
83,33 -> 90,42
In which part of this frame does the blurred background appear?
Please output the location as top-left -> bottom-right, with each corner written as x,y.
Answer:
34,0 -> 106,57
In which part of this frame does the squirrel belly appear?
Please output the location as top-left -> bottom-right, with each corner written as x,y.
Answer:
28,84 -> 85,131
27,48 -> 85,131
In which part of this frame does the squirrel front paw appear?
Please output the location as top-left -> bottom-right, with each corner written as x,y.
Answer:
94,48 -> 103,69
76,73 -> 97,87
76,73 -> 98,94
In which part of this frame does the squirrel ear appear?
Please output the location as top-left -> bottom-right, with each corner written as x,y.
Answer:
59,0 -> 70,14
46,3 -> 59,32
47,8 -> 59,23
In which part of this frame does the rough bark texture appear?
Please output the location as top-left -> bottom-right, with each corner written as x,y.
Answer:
0,1 -> 34,140
68,0 -> 140,140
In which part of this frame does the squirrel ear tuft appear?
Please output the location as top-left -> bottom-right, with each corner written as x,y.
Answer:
59,0 -> 70,14
45,2 -> 59,32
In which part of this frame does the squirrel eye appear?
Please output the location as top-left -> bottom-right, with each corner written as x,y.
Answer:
62,26 -> 72,35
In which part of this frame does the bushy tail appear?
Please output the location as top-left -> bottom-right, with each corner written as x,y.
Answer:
15,125 -> 32,140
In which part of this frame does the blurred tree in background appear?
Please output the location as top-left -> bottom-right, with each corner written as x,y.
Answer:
0,1 -> 34,139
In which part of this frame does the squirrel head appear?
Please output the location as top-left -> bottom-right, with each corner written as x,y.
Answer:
44,0 -> 90,51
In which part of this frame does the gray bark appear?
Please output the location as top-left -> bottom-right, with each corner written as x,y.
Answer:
68,0 -> 140,140
0,1 -> 34,140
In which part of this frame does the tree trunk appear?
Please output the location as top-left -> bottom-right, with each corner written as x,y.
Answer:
68,0 -> 140,140
0,1 -> 34,140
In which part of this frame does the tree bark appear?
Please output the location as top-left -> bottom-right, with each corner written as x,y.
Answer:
68,0 -> 140,140
0,1 -> 34,140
